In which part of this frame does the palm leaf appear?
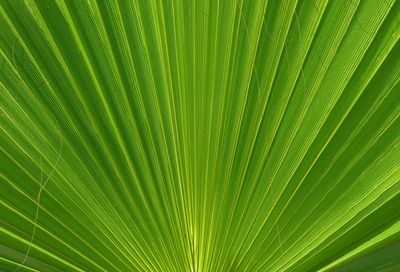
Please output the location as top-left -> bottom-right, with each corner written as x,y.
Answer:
1,0 -> 399,271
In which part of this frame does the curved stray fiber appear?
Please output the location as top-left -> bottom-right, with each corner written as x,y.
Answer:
13,119 -> 64,271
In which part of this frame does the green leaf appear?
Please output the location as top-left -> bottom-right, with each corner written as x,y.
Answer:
1,0 -> 399,271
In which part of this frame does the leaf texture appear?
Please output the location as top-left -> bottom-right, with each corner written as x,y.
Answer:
0,0 -> 399,271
